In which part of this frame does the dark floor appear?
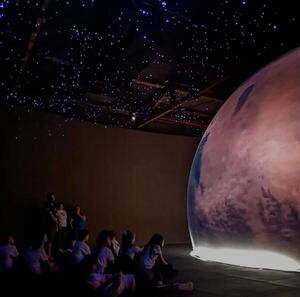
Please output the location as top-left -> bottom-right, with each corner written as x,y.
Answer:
162,245 -> 300,297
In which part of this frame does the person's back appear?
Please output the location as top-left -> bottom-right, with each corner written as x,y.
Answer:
0,234 -> 19,273
25,232 -> 50,275
71,230 -> 91,264
139,234 -> 193,292
25,246 -> 48,275
0,244 -> 19,272
86,259 -> 136,297
72,241 -> 90,264
139,243 -> 161,270
97,246 -> 114,273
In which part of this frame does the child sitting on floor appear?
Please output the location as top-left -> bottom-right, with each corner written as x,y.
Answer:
86,256 -> 136,297
25,232 -> 58,275
71,229 -> 91,264
0,233 -> 19,273
139,233 -> 193,292
70,206 -> 87,247
95,230 -> 115,274
118,230 -> 142,273
108,230 -> 120,259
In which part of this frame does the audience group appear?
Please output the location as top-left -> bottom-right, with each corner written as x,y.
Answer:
0,192 -> 193,296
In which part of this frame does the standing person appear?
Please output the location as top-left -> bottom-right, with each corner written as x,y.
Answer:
56,203 -> 68,252
71,229 -> 91,264
70,206 -> 87,247
0,233 -> 19,273
139,234 -> 193,291
44,192 -> 58,259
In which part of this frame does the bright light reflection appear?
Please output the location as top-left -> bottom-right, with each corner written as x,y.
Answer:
191,246 -> 300,272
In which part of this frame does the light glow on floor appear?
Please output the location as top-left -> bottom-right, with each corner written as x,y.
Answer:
190,246 -> 300,272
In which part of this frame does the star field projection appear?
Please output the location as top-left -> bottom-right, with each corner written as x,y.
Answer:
0,0 -> 299,136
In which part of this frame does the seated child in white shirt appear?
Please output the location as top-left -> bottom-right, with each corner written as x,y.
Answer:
25,232 -> 58,275
86,257 -> 136,297
95,230 -> 115,274
0,233 -> 19,272
71,229 -> 91,264
108,230 -> 120,259
118,230 -> 142,273
139,233 -> 193,291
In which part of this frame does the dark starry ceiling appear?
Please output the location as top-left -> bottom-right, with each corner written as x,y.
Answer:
0,0 -> 299,136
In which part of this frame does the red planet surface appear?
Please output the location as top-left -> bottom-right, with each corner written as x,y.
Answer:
188,48 -> 300,268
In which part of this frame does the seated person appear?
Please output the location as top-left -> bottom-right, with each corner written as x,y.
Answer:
0,233 -> 19,273
25,232 -> 58,275
71,229 -> 91,264
139,234 -> 193,292
86,256 -> 136,297
118,230 -> 142,273
95,230 -> 115,274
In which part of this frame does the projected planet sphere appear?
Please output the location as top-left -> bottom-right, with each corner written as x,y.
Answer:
188,48 -> 300,269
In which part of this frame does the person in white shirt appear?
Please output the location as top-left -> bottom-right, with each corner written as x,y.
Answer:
0,234 -> 19,272
95,230 -> 115,274
71,229 -> 91,264
118,230 -> 142,273
56,203 -> 68,252
25,232 -> 58,275
139,234 -> 193,292
86,257 -> 136,297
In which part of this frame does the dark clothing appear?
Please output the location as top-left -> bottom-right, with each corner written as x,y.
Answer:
44,201 -> 57,228
58,227 -> 68,251
43,201 -> 58,241
72,215 -> 86,240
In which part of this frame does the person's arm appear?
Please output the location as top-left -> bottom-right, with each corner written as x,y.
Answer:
158,253 -> 168,265
155,246 -> 168,265
83,244 -> 91,256
79,213 -> 86,221
70,218 -> 74,229
49,211 -> 58,224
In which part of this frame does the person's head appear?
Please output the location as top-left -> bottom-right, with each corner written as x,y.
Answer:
58,203 -> 64,210
1,233 -> 15,245
78,229 -> 89,242
121,230 -> 135,249
148,233 -> 164,248
108,230 -> 116,241
47,192 -> 55,203
96,230 -> 111,248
